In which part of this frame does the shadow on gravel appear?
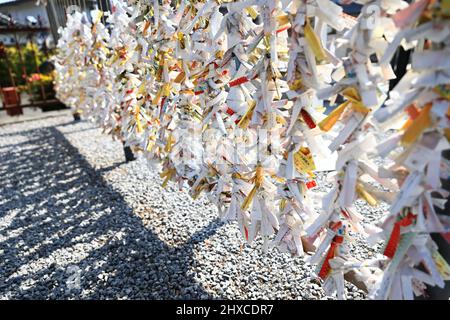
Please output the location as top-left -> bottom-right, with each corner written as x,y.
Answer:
0,125 -> 222,299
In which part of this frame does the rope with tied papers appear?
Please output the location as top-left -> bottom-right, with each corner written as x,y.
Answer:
53,0 -> 450,300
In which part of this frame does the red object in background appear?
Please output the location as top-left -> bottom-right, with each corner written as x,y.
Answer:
28,73 -> 42,82
2,87 -> 23,116
300,109 -> 316,129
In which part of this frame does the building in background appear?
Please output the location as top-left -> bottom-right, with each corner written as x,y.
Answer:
0,0 -> 50,45
0,0 -> 109,46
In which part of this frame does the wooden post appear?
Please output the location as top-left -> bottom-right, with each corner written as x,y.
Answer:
3,54 -> 19,103
123,142 -> 136,162
73,111 -> 81,121
13,32 -> 34,106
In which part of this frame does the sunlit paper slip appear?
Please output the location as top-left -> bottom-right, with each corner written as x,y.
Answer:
367,0 -> 450,300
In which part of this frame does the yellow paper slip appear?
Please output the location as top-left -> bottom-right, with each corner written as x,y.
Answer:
276,14 -> 290,27
356,183 -> 378,206
318,87 -> 370,132
246,6 -> 258,20
401,103 -> 432,145
241,165 -> 264,211
164,134 -> 176,153
304,19 -> 328,63
294,147 -> 316,173
432,250 -> 450,280
238,100 -> 257,129
318,101 -> 349,132
343,87 -> 370,114
160,168 -> 176,188
135,107 -> 143,134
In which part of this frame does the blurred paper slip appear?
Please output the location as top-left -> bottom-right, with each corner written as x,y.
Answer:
339,12 -> 358,29
432,250 -> 450,281
371,232 -> 416,300
412,50 -> 450,70
392,0 -> 431,28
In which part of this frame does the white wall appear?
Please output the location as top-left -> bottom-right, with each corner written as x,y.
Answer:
1,1 -> 49,26
0,1 -> 50,45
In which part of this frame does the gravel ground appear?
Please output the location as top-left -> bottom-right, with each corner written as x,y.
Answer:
0,114 -> 385,299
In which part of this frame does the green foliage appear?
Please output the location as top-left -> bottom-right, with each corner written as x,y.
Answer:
0,42 -> 52,88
